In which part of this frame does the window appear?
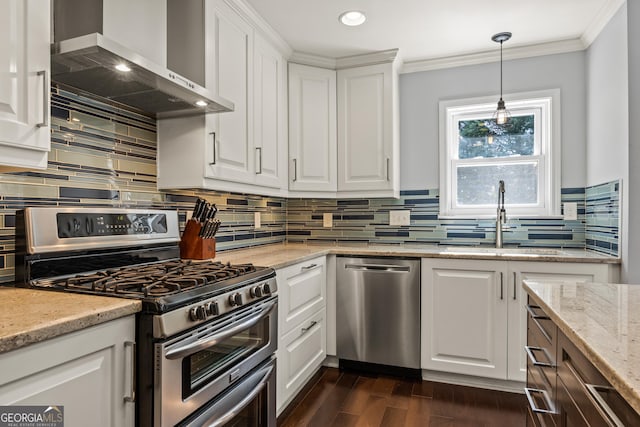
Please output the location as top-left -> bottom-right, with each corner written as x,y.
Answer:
439,90 -> 560,217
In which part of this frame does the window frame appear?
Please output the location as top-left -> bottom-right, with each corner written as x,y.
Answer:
439,89 -> 561,218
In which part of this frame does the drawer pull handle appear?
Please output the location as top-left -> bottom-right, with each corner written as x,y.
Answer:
513,272 -> 517,300
500,272 -> 504,300
124,341 -> 136,403
301,321 -> 317,334
525,345 -> 555,368
585,384 -> 625,427
526,304 -> 550,320
301,263 -> 318,271
524,387 -> 557,415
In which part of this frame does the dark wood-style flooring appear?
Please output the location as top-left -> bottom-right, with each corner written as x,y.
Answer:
277,368 -> 527,427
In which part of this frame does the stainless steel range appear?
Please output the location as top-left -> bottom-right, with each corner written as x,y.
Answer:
15,207 -> 278,427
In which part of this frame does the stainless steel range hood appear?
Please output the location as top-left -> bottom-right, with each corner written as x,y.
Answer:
51,33 -> 233,119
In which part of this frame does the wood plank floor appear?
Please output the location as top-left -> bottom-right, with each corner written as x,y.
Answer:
277,368 -> 527,427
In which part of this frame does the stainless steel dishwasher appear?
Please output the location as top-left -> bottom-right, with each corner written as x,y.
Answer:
336,257 -> 420,371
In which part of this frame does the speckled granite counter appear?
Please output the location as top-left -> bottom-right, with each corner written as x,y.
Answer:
523,280 -> 640,415
214,242 -> 620,269
0,288 -> 141,354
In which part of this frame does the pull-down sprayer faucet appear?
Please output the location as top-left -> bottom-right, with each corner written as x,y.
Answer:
496,180 -> 506,248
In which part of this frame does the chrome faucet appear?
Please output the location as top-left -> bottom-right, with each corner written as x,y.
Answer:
496,180 -> 506,248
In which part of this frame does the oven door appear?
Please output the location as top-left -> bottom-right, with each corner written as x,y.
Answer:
156,296 -> 277,427
178,357 -> 276,427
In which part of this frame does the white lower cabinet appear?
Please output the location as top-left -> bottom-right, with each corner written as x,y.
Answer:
275,256 -> 327,414
276,308 -> 326,414
0,315 -> 135,427
421,258 -> 618,383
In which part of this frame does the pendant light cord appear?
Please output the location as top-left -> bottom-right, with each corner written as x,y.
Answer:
500,40 -> 503,100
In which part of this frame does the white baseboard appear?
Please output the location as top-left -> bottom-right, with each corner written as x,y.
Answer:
422,369 -> 525,394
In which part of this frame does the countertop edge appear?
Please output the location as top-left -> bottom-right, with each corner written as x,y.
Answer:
0,300 -> 141,354
522,282 -> 640,416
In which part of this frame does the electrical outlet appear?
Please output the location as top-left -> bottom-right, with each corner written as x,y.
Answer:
323,212 -> 333,228
389,210 -> 411,226
563,202 -> 578,220
254,212 -> 261,229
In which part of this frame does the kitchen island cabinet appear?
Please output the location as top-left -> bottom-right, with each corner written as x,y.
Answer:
0,315 -> 136,427
0,0 -> 50,171
524,280 -> 640,426
421,258 -> 618,389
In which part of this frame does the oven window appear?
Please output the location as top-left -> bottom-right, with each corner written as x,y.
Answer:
222,392 -> 267,427
184,315 -> 269,397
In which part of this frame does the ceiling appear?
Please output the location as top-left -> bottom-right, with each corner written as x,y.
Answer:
245,0 -> 623,65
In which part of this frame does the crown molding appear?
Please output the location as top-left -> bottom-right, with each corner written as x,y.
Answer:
289,52 -> 337,69
223,0 -> 293,57
581,0 -> 625,47
335,48 -> 400,69
400,38 -> 586,74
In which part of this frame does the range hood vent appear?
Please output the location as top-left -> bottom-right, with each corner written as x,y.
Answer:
51,33 -> 234,119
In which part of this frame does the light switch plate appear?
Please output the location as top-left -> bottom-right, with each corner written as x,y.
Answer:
254,212 -> 261,229
323,212 -> 333,228
563,202 -> 578,220
389,210 -> 411,226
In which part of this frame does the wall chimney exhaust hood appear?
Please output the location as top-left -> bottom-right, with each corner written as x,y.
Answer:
52,0 -> 234,119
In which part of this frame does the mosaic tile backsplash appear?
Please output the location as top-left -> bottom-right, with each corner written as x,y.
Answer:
0,87 -> 286,284
287,183 -> 620,257
0,86 -> 621,283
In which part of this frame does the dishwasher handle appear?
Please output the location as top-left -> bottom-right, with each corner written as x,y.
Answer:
344,264 -> 411,272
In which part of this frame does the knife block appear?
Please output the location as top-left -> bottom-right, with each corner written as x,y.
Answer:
180,219 -> 216,260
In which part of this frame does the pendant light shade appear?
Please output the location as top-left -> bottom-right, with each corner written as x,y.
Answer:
492,32 -> 512,125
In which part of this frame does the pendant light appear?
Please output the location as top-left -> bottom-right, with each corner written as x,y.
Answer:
492,32 -> 512,125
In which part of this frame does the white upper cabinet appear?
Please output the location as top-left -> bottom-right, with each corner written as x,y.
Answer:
288,63 -> 337,192
0,0 -> 50,171
253,33 -> 287,189
287,50 -> 400,198
337,62 -> 398,196
205,0 -> 254,184
157,0 -> 289,196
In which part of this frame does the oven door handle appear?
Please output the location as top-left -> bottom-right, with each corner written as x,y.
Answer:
200,362 -> 274,427
165,300 -> 276,360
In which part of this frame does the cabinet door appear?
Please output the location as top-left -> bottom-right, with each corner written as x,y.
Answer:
0,316 -> 135,427
253,34 -> 285,189
508,262 -> 613,383
276,308 -> 326,415
205,1 -> 254,183
337,63 -> 395,192
422,258 -> 508,379
0,0 -> 50,170
288,63 -> 337,192
276,256 -> 326,335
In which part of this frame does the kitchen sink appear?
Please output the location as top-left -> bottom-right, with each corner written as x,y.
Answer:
440,247 -> 561,256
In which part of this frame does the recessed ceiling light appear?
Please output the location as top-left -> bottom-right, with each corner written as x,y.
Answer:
195,100 -> 208,107
115,63 -> 131,72
339,10 -> 366,27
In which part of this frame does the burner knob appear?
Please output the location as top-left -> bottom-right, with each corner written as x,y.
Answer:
189,306 -> 206,321
250,286 -> 263,298
205,301 -> 219,316
262,283 -> 272,295
229,292 -> 243,307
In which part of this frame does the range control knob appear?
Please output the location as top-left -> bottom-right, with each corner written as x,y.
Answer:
228,293 -> 243,307
189,305 -> 206,321
205,301 -> 219,316
262,283 -> 272,295
250,286 -> 263,298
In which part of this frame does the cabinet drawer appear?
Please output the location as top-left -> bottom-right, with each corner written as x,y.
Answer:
276,308 -> 326,413
277,256 -> 326,335
526,300 -> 557,355
558,331 -> 640,426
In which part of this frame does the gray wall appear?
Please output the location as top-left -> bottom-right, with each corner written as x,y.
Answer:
585,3 -> 630,280
627,0 -> 640,282
399,51 -> 586,190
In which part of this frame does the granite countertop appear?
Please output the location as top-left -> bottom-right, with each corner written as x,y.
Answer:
214,242 -> 620,269
0,288 -> 141,354
523,280 -> 640,415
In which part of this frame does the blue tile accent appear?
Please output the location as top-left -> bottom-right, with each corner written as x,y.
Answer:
585,180 -> 620,256
400,189 -> 430,196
